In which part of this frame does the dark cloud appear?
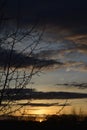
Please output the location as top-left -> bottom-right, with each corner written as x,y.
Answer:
1,102 -> 71,107
0,47 -> 60,68
2,88 -> 87,100
17,102 -> 70,107
32,42 -> 87,72
56,83 -> 87,89
1,0 -> 87,81
17,102 -> 60,107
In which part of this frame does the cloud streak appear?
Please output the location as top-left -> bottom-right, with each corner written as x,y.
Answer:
56,83 -> 87,89
0,47 -> 60,68
2,88 -> 87,100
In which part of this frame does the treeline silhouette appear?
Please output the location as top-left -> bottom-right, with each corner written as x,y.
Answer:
0,114 -> 87,129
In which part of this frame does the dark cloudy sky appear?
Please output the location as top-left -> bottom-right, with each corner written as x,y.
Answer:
1,0 -> 87,116
2,0 -> 87,92
5,0 -> 87,23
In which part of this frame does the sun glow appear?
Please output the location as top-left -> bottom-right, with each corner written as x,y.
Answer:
35,116 -> 46,122
33,109 -> 46,115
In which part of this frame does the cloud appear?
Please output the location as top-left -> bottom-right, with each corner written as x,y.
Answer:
2,88 -> 87,100
17,102 -> 60,107
1,102 -> 71,107
56,82 -> 87,89
0,47 -> 60,68
29,26 -> 87,72
17,102 -> 71,107
66,34 -> 87,46
1,22 -> 87,72
33,47 -> 87,72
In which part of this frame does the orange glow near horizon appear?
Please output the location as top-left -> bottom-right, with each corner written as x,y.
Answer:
0,98 -> 87,122
15,104 -> 87,117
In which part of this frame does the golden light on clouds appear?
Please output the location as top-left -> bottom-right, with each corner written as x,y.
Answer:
66,34 -> 87,45
32,108 -> 46,115
1,98 -> 87,122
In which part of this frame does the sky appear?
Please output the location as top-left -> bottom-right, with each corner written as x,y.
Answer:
5,0 -> 87,22
0,0 -> 87,119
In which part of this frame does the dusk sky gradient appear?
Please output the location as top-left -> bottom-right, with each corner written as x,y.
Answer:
1,0 -> 87,118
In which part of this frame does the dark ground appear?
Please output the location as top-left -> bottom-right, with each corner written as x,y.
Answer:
0,114 -> 87,129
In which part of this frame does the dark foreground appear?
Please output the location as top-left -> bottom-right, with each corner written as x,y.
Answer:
0,114 -> 87,129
